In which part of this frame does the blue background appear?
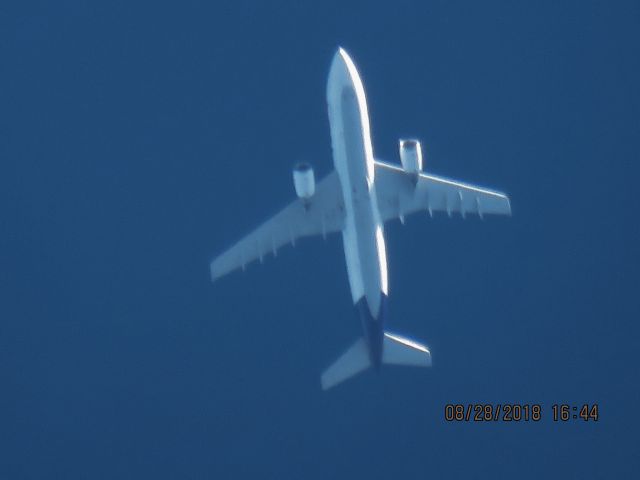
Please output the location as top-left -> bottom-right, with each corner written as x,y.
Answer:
2,0 -> 639,478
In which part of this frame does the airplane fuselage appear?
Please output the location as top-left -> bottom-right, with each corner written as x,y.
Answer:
327,49 -> 388,369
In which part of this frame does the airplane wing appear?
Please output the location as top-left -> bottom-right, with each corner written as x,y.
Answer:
210,171 -> 345,282
374,160 -> 511,222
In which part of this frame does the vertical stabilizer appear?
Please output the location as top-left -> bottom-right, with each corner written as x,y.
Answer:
321,338 -> 371,390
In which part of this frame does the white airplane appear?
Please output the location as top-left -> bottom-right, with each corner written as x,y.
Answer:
210,48 -> 511,390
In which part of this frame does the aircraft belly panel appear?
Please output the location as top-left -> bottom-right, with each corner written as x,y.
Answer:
327,54 -> 386,318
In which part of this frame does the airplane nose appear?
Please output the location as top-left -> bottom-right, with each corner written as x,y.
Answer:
330,47 -> 347,71
327,50 -> 348,96
328,47 -> 356,89
326,47 -> 370,129
333,47 -> 353,68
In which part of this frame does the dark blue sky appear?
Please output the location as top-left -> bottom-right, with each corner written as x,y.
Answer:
2,0 -> 639,478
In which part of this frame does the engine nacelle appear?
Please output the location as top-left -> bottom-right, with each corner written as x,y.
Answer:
293,162 -> 315,200
399,139 -> 424,175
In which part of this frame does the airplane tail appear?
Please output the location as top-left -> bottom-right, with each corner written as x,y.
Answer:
320,332 -> 431,390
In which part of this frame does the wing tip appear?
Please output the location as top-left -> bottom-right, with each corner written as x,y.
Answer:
209,259 -> 224,283
504,195 -> 513,216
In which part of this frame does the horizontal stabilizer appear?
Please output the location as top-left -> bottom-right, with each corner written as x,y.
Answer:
321,338 -> 370,390
383,332 -> 432,367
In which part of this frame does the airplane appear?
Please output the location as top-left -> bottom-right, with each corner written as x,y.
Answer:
210,48 -> 511,390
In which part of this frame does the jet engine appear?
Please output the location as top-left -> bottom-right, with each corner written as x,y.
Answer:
293,162 -> 315,200
399,139 -> 424,176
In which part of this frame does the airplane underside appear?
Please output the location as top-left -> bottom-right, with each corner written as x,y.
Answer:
209,48 -> 511,390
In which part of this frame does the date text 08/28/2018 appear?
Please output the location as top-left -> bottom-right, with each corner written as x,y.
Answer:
444,404 -> 599,422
